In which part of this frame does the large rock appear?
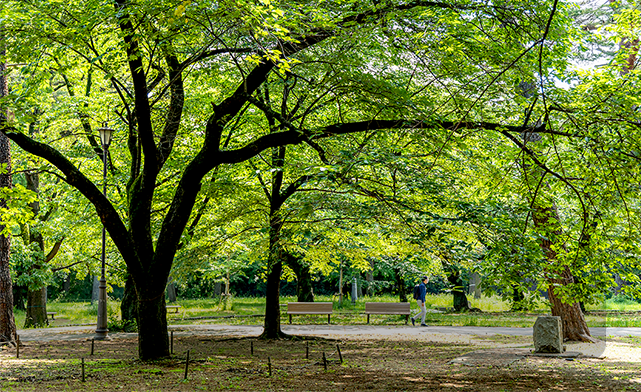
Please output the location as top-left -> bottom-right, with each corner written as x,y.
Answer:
533,316 -> 564,353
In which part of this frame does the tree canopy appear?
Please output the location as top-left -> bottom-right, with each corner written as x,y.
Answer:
0,0 -> 639,358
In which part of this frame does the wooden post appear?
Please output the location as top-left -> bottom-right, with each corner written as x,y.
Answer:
81,358 -> 85,382
268,356 -> 272,377
338,261 -> 343,306
306,341 -> 309,360
322,352 -> 327,371
16,339 -> 19,359
184,350 -> 190,380
170,331 -> 174,355
251,341 -> 254,356
91,339 -> 95,356
337,344 -> 343,364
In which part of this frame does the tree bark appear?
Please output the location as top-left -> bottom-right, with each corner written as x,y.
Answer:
166,279 -> 177,303
136,289 -> 169,360
262,257 -> 284,339
285,254 -> 314,302
0,32 -> 17,343
446,267 -> 470,312
24,287 -> 48,327
364,259 -> 374,296
532,202 -> 595,342
121,274 -> 137,323
261,195 -> 287,338
24,171 -> 48,327
395,267 -> 408,303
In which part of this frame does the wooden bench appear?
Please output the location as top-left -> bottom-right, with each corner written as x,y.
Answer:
166,305 -> 181,314
287,302 -> 333,324
365,302 -> 411,324
47,312 -> 57,320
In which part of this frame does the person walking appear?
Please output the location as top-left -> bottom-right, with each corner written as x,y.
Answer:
411,276 -> 429,326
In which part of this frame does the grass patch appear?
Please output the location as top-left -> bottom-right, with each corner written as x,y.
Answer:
17,294 -> 641,330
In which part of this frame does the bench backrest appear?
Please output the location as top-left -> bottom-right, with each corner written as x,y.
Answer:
287,302 -> 333,313
365,302 -> 411,314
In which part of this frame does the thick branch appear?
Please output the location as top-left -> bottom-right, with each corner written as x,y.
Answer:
44,239 -> 64,263
156,53 -> 184,166
114,0 -> 157,167
2,129 -> 142,277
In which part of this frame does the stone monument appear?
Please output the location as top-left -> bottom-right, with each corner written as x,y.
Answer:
533,315 -> 564,353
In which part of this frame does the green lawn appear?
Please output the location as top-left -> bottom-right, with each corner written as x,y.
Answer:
16,294 -> 641,329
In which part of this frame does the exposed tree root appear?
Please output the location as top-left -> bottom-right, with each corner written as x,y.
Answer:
259,330 -> 292,340
565,333 -> 599,343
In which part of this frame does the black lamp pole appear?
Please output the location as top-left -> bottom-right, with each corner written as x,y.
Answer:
95,125 -> 114,340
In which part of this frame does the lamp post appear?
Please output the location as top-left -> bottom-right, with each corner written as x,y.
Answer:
95,124 -> 114,340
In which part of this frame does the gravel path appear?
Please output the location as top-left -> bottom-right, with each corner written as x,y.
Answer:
15,324 -> 641,342
12,324 -> 641,362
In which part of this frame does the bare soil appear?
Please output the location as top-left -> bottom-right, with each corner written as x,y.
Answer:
1,333 -> 640,391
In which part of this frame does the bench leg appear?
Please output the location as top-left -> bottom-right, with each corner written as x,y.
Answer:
367,314 -> 370,324
327,315 -> 330,324
405,315 -> 408,325
289,314 -> 292,324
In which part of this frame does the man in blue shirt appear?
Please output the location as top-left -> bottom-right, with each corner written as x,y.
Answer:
411,276 -> 429,327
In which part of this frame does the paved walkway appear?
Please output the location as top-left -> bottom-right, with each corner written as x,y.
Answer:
15,324 -> 641,342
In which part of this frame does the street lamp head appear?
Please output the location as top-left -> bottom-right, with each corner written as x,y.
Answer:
97,124 -> 115,148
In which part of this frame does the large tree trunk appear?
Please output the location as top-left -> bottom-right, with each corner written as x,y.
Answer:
532,202 -> 595,342
286,254 -> 314,302
262,258 -> 284,339
261,207 -> 286,339
136,288 -> 169,360
0,35 -> 17,343
547,269 -> 593,341
24,287 -> 48,327
446,267 -> 470,312
260,145 -> 289,339
395,267 -> 408,303
0,236 -> 15,342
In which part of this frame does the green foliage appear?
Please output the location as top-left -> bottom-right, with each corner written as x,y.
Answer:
0,184 -> 36,236
10,237 -> 52,290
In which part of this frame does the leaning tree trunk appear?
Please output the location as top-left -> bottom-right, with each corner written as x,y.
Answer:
520,118 -> 595,342
286,254 -> 314,302
533,203 -> 595,342
0,33 -> 17,343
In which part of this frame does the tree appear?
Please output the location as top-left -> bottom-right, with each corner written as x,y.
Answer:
1,0 -> 571,359
0,27 -> 16,343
